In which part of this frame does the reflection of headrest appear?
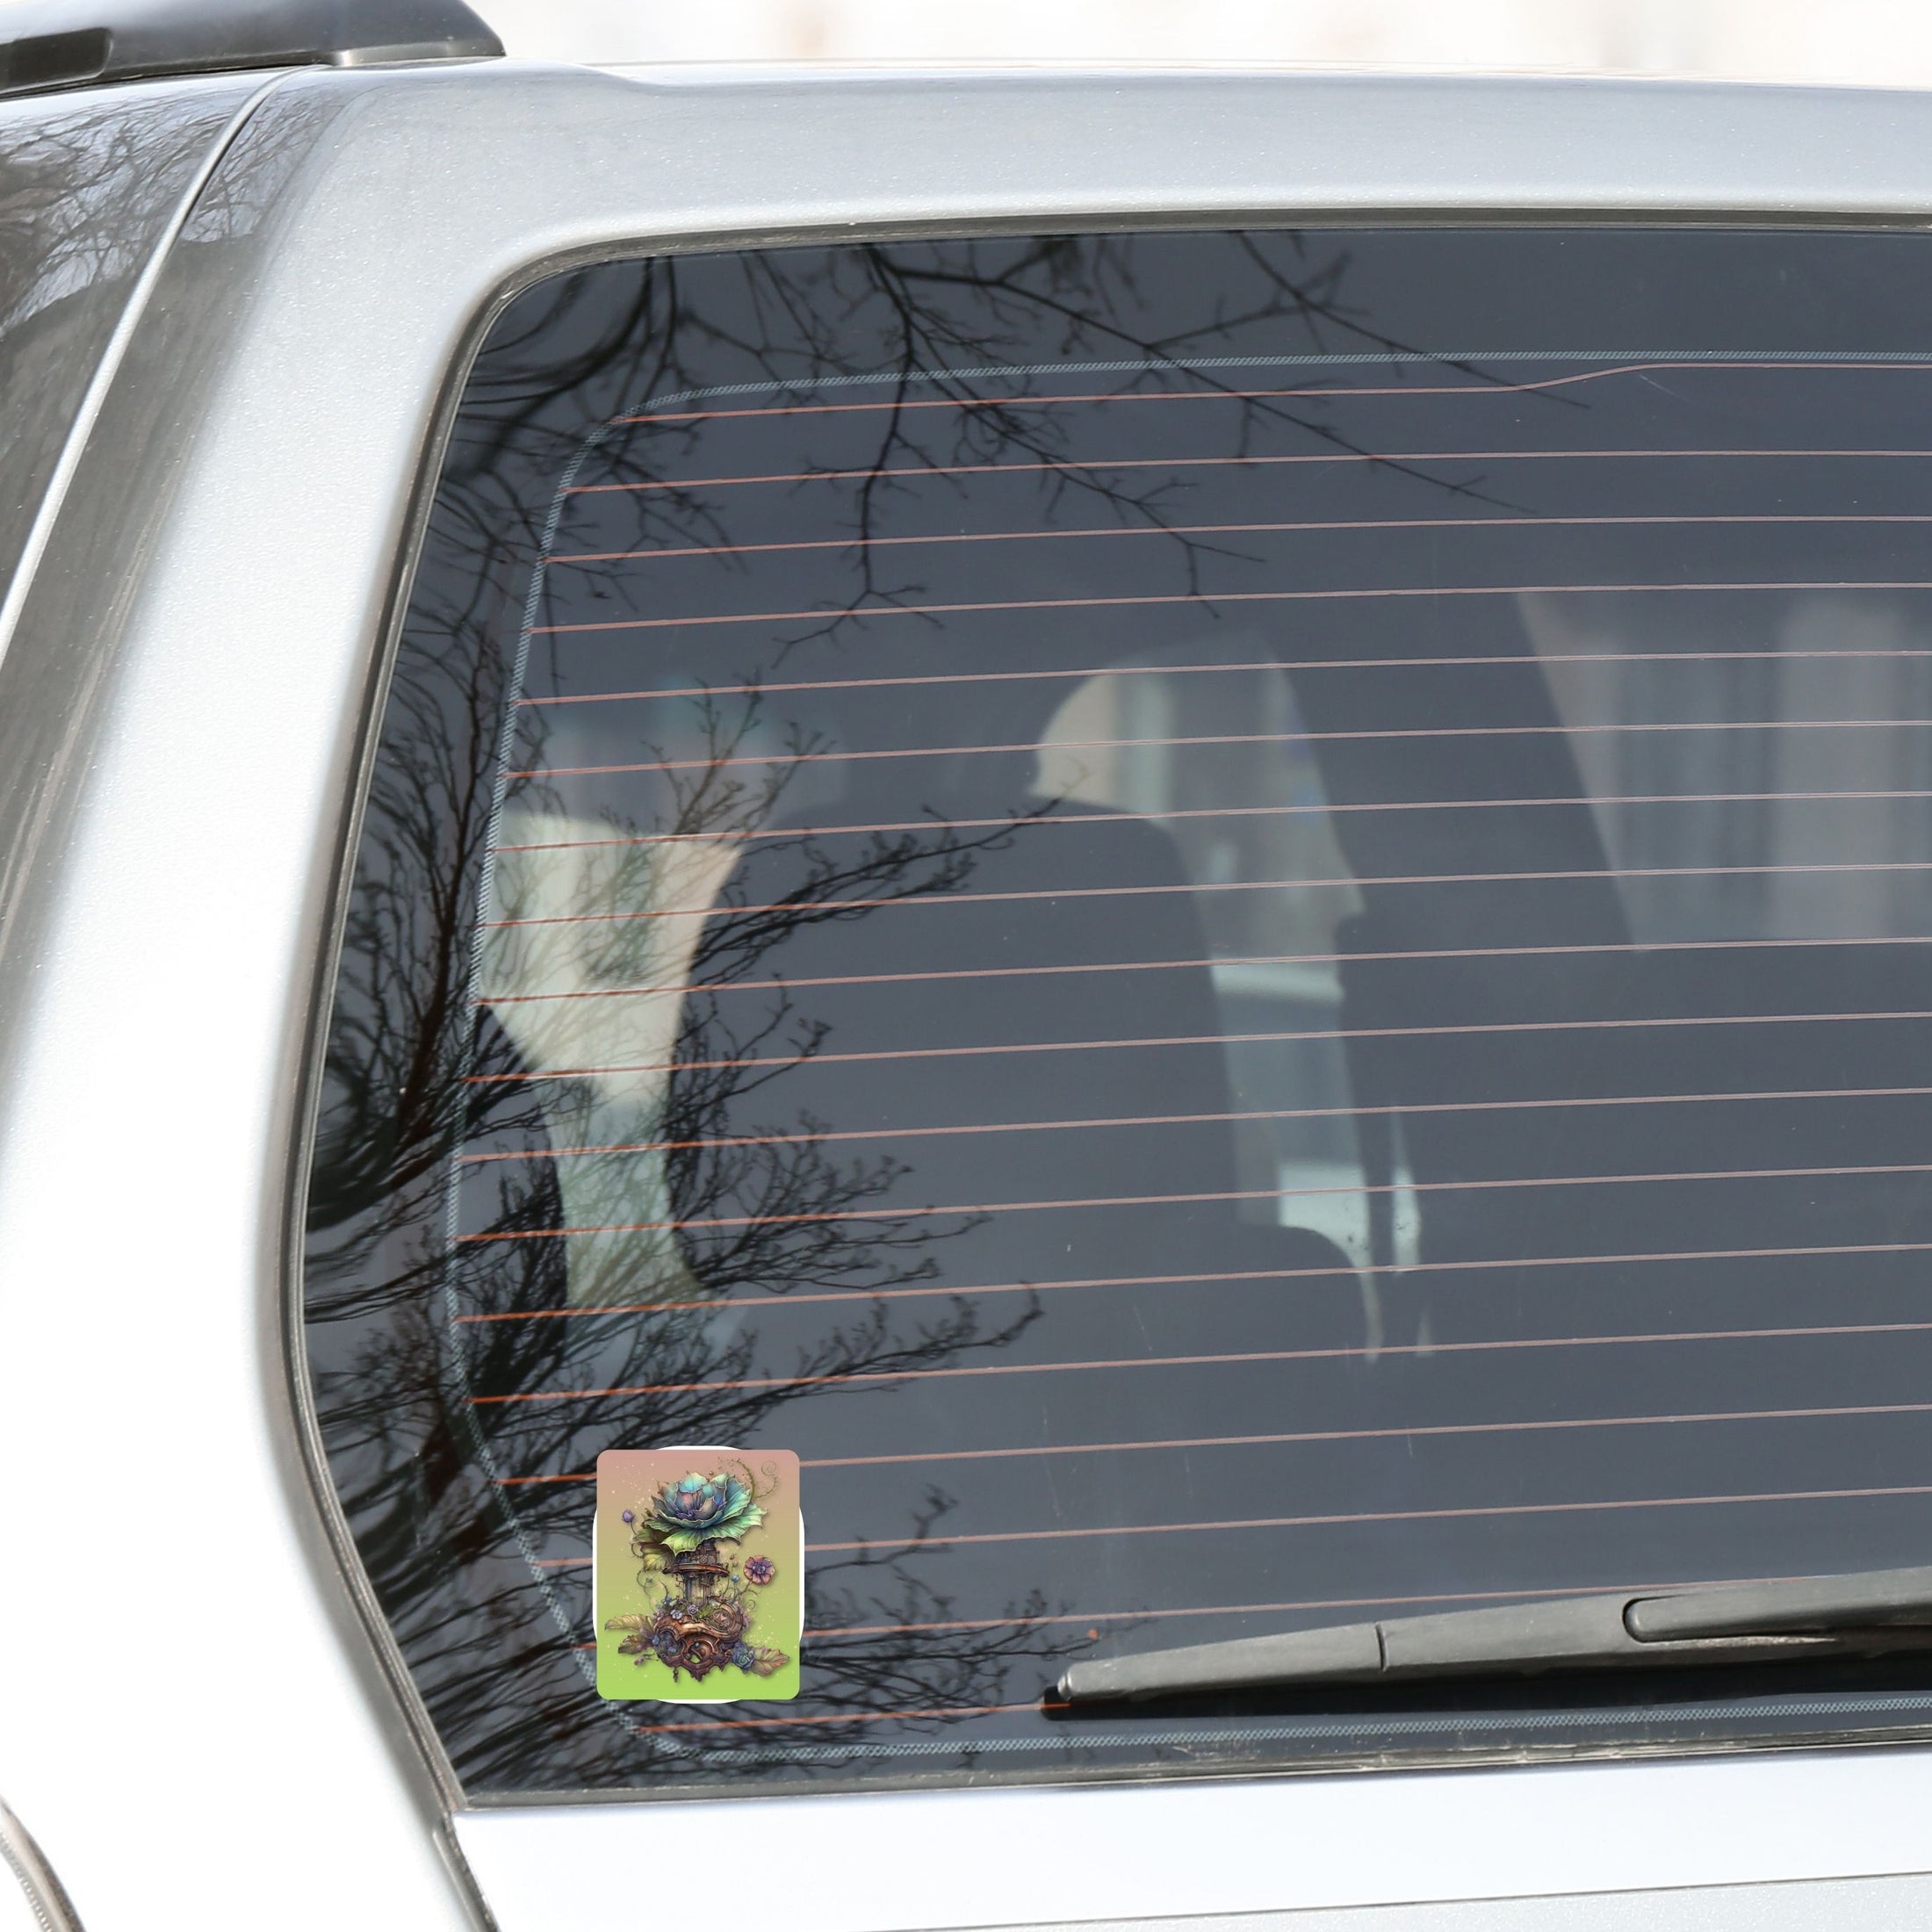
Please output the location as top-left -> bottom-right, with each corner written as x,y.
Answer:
1277,602 -> 1629,953
672,798 -> 1244,1288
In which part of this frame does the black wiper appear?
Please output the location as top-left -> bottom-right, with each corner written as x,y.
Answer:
1056,1565 -> 1932,1705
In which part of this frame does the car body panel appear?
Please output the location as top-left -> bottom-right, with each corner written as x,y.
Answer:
10,57 -> 1932,1928
458,1749 -> 1932,1928
0,71 -> 266,624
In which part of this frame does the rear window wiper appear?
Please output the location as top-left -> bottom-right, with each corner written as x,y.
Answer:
1056,1565 -> 1932,1705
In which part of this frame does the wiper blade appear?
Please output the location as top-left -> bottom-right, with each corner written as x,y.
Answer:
1056,1564 -> 1932,1705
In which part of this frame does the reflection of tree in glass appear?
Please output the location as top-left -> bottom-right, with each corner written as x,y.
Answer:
304,231 -> 1521,1794
307,617 -> 1073,1792
458,234 -> 1513,672
0,90 -> 251,638
486,678 -> 1074,1303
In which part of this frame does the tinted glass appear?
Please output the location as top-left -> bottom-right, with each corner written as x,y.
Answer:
306,229 -> 1932,1799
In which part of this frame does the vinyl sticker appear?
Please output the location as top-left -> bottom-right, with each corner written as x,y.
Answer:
595,1447 -> 803,1702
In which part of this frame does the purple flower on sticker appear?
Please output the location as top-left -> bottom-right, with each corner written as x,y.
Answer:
621,1509 -> 634,1524
744,1555 -> 775,1586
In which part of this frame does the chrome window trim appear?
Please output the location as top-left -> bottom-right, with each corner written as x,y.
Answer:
11,58 -> 1932,1929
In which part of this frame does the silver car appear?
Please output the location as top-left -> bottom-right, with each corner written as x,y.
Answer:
11,4 -> 1932,1926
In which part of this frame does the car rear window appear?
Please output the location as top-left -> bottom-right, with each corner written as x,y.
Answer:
304,227 -> 1932,1799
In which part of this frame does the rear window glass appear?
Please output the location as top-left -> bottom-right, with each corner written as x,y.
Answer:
305,228 -> 1932,1799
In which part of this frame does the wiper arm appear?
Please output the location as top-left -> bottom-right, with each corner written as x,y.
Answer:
1056,1564 -> 1932,1705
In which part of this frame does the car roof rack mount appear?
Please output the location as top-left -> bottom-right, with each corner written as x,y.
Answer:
0,0 -> 503,100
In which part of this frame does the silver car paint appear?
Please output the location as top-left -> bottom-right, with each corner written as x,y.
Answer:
9,57 -> 1932,1930
0,73 -> 268,631
459,1751 -> 1932,1928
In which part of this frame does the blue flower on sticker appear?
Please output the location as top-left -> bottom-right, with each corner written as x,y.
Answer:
641,1470 -> 764,1552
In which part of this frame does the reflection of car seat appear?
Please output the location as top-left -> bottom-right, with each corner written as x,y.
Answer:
1344,921 -> 1932,1340
669,779 -> 1353,1302
1301,605 -> 1932,1346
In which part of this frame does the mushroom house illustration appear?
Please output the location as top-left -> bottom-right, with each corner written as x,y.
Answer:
595,1449 -> 801,1700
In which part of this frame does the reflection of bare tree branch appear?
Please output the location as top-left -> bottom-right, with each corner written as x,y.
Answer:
651,240 -> 1523,645
306,602 -> 536,1295
713,1498 -> 1085,1762
0,88 -> 253,602
463,237 -> 1532,677
488,683 -> 1062,1306
307,594 -> 1056,1791
306,230 -> 1462,1794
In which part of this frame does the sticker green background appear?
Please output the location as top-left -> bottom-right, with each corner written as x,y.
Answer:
595,1446 -> 803,1703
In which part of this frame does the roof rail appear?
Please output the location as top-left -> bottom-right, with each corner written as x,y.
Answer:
0,0 -> 503,99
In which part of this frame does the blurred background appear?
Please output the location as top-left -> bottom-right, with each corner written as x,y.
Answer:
479,0 -> 1932,86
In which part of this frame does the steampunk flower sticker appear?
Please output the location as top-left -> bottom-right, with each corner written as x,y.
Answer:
594,1447 -> 802,1704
